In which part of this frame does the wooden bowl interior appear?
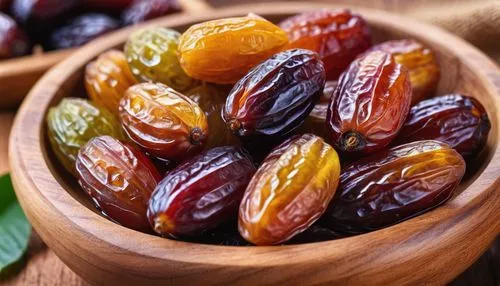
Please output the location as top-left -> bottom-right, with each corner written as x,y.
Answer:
42,12 -> 498,238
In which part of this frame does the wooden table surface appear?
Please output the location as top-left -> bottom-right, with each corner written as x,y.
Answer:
1,0 -> 499,285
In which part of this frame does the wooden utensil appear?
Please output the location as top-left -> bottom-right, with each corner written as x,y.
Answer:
9,2 -> 500,285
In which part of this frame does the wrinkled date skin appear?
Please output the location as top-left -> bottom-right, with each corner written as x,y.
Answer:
148,146 -> 256,237
367,39 -> 440,104
185,84 -> 240,149
125,27 -> 194,91
47,98 -> 123,175
178,16 -> 288,84
280,9 -> 372,80
121,0 -> 181,25
322,140 -> 466,234
394,94 -> 491,158
119,82 -> 208,160
0,12 -> 31,59
76,136 -> 161,232
223,49 -> 326,139
326,51 -> 412,155
239,134 -> 341,245
48,13 -> 120,50
85,49 -> 138,114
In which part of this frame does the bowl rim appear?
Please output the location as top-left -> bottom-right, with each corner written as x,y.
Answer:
9,1 -> 500,281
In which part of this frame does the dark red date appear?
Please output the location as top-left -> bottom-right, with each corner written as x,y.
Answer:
76,136 -> 161,232
223,48 -> 326,139
394,94 -> 491,158
148,146 -> 256,237
121,0 -> 181,25
322,140 -> 466,234
0,12 -> 31,59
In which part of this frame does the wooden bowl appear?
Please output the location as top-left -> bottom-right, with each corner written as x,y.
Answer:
0,0 -> 213,108
9,2 -> 500,285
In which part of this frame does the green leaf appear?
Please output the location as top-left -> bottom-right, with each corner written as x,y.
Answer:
0,174 -> 31,274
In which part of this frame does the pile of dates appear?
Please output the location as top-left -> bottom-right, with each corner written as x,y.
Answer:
47,10 -> 491,246
0,0 -> 181,59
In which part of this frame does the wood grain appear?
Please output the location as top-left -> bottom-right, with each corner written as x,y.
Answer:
7,3 -> 500,285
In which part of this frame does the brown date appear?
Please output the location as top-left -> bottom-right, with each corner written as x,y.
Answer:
326,50 -> 412,155
223,48 -> 326,139
185,84 -> 240,149
119,82 -> 208,160
322,140 -> 465,234
367,39 -> 440,104
280,9 -> 372,80
394,94 -> 491,158
148,146 -> 256,237
76,136 -> 161,232
239,134 -> 341,245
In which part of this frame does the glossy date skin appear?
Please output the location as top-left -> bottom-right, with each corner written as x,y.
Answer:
322,140 -> 465,234
148,146 -> 256,237
223,49 -> 326,139
121,0 -> 181,25
47,98 -> 123,175
76,136 -> 161,232
326,51 -> 412,155
125,27 -> 194,91
0,12 -> 31,59
119,82 -> 208,160
178,16 -> 288,84
239,134 -> 340,245
280,9 -> 372,80
394,94 -> 491,158
85,49 -> 138,114
367,39 -> 440,104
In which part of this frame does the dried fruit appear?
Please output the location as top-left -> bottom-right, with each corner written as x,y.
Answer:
76,136 -> 161,232
83,0 -> 133,12
185,84 -> 240,149
239,134 -> 340,245
121,0 -> 181,25
125,27 -> 194,91
118,82 -> 208,160
47,98 -> 124,175
11,0 -> 80,42
0,12 -> 31,59
148,146 -> 256,237
326,51 -> 412,155
178,16 -> 288,84
394,94 -> 490,158
47,13 -> 120,50
322,140 -> 465,234
301,80 -> 337,137
85,49 -> 138,114
223,49 -> 326,139
280,9 -> 372,80
367,39 -> 439,104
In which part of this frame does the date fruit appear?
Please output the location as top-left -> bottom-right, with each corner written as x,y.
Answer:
223,49 -> 326,139
280,9 -> 372,80
394,94 -> 490,158
76,135 -> 161,232
239,134 -> 340,245
367,39 -> 440,104
148,146 -> 256,237
85,49 -> 138,114
121,0 -> 181,25
125,27 -> 194,91
185,84 -> 239,149
48,13 -> 120,50
119,82 -> 208,160
0,12 -> 31,59
326,51 -> 412,155
47,98 -> 124,175
178,16 -> 288,84
322,140 -> 465,234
